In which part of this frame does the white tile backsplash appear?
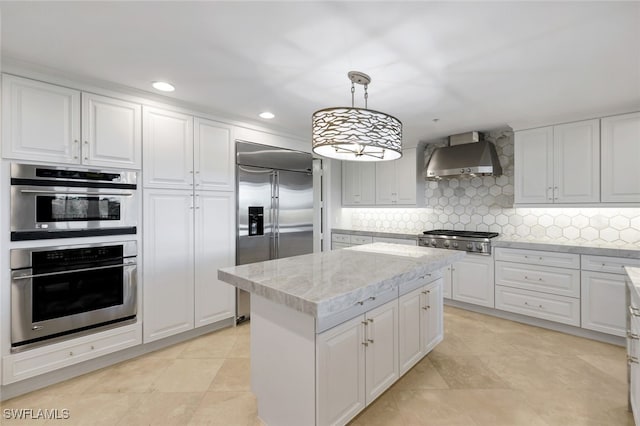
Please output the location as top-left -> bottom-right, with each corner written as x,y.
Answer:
339,129 -> 640,247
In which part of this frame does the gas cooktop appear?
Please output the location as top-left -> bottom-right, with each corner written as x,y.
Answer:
419,230 -> 499,255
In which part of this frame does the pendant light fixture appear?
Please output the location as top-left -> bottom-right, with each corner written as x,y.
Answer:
312,71 -> 402,161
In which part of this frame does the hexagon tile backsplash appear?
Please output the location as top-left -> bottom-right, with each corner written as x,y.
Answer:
340,129 -> 640,247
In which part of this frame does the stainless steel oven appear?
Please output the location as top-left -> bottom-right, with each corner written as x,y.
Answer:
10,241 -> 137,351
10,163 -> 137,241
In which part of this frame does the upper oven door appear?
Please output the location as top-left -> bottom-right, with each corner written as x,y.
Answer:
10,185 -> 138,238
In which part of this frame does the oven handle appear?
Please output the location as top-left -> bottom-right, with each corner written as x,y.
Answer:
13,262 -> 136,280
19,189 -> 134,197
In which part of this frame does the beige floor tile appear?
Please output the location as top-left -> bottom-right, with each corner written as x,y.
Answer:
142,340 -> 191,359
88,357 -> 173,393
449,389 -> 549,426
428,354 -> 510,389
578,352 -> 628,384
49,393 -> 142,425
228,333 -> 250,358
180,331 -> 238,359
522,388 -> 634,426
37,369 -> 109,396
116,392 -> 204,426
151,359 -> 225,393
350,388 -> 404,426
208,358 -> 251,392
392,389 -> 479,425
393,357 -> 449,390
187,391 -> 257,426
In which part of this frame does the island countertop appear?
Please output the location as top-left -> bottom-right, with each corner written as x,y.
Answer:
218,242 -> 465,319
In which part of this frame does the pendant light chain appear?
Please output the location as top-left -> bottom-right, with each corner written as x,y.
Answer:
351,82 -> 355,108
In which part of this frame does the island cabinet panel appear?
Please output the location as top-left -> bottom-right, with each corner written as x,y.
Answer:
317,315 -> 366,426
399,278 -> 443,376
364,300 -> 399,403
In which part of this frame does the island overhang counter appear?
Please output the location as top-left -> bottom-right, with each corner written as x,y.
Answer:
218,243 -> 465,426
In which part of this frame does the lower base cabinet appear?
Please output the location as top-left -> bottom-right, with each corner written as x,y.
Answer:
451,255 -> 495,308
398,278 -> 443,375
317,299 -> 399,426
582,270 -> 626,336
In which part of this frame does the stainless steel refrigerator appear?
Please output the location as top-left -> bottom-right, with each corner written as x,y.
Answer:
235,141 -> 314,322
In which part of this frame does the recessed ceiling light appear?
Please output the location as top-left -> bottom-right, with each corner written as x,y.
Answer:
152,81 -> 175,92
259,112 -> 275,119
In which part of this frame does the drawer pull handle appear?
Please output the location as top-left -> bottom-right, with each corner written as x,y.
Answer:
367,339 -> 374,344
629,306 -> 640,317
628,332 -> 640,340
362,342 -> 369,347
362,321 -> 368,325
539,257 -> 543,260
420,274 -> 432,280
538,304 -> 544,309
356,296 -> 376,306
422,306 -> 428,310
69,351 -> 74,356
628,355 -> 639,365
368,318 -> 374,323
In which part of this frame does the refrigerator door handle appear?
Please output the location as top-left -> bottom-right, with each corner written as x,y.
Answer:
270,171 -> 277,259
275,171 -> 280,259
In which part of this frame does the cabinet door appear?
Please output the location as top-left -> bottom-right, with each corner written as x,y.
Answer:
581,271 -> 626,336
422,279 -> 443,354
452,256 -> 495,308
194,191 -> 236,327
395,148 -> 416,205
375,160 -> 396,204
142,106 -> 194,189
398,287 -> 423,375
81,92 -> 141,169
554,119 -> 600,203
342,162 -> 375,205
364,300 -> 399,404
143,189 -> 195,343
194,118 -> 234,191
442,265 -> 453,299
514,126 -> 553,204
601,112 -> 640,202
2,74 -> 80,163
316,315 -> 366,426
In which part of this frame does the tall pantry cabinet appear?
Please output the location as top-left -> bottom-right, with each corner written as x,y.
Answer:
142,106 -> 235,343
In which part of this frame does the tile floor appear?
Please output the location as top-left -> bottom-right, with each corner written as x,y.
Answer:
0,306 -> 633,425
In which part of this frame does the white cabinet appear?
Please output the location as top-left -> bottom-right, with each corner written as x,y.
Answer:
143,190 -> 195,342
194,192 -> 236,327
581,255 -> 640,337
143,109 -> 234,190
331,233 -> 372,249
342,162 -> 376,205
194,117 -> 235,191
143,189 -> 236,342
628,285 -> 640,424
375,148 -> 416,205
443,265 -> 453,298
398,278 -> 443,375
317,298 -> 399,426
495,248 -> 581,327
142,107 -> 194,189
2,74 -> 141,168
81,92 -> 142,169
601,112 -> 640,202
515,119 -> 600,204
451,255 -> 495,308
372,236 -> 417,246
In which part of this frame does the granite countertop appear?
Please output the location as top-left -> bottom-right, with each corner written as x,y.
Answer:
218,243 -> 464,319
331,228 -> 420,240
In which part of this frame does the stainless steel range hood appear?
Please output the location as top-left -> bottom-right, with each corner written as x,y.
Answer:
425,132 -> 502,180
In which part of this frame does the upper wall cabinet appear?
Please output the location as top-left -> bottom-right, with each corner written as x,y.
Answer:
143,106 -> 234,191
2,74 -> 141,169
601,112 -> 640,202
515,119 -> 600,204
342,161 -> 376,205
376,148 -> 417,205
342,148 -> 418,206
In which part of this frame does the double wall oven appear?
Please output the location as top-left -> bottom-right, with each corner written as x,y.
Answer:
8,163 -> 139,351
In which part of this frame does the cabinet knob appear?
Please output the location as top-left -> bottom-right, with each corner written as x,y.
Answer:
367,339 -> 374,344
368,318 -> 374,323
422,306 -> 429,310
362,342 -> 368,347
90,345 -> 95,350
69,351 -> 74,356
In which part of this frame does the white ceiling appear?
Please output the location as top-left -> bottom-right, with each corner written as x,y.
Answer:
1,1 -> 639,148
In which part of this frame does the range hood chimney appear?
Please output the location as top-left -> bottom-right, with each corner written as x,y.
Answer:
425,131 -> 502,180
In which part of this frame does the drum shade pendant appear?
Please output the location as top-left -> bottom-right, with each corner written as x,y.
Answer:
312,71 -> 402,161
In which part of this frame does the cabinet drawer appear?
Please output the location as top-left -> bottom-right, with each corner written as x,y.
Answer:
495,248 -> 580,269
495,261 -> 580,298
350,235 -> 373,245
495,285 -> 580,326
332,233 -> 351,243
399,271 -> 443,296
2,323 -> 141,384
582,255 -> 640,275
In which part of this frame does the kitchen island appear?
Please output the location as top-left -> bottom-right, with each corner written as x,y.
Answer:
218,243 -> 464,426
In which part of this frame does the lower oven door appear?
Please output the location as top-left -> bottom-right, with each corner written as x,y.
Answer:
11,260 -> 137,348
